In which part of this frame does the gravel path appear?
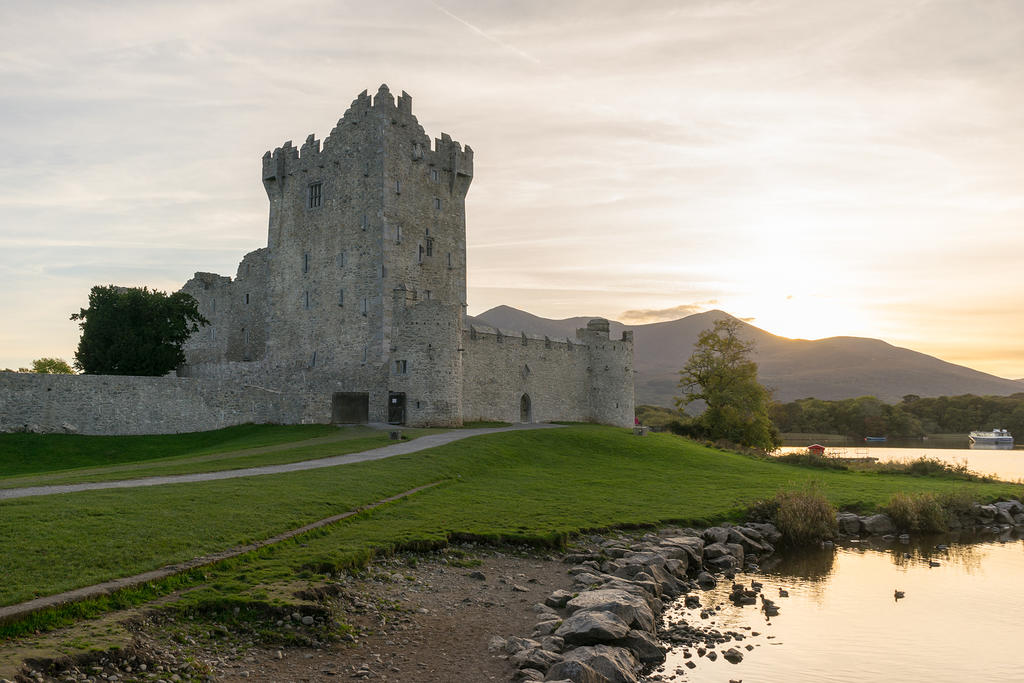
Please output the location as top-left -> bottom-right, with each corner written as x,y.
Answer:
0,423 -> 561,501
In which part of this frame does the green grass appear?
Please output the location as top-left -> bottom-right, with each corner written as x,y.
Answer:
0,426 -> 442,488
1,426 -> 1021,614
0,424 -> 343,478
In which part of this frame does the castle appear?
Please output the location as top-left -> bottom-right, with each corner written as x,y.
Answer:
178,85 -> 635,428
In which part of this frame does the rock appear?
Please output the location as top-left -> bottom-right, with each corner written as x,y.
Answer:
515,668 -> 546,681
837,512 -> 862,535
545,659 -> 609,683
488,635 -> 508,653
539,635 -> 566,653
533,619 -> 562,637
660,536 -> 704,568
300,615 -> 314,625
558,645 -> 639,683
469,570 -> 487,580
860,514 -> 896,536
696,571 -> 716,589
706,650 -> 718,661
506,636 -> 544,655
510,647 -> 563,672
723,647 -> 744,664
546,590 -> 574,609
514,584 -> 532,592
612,629 -> 667,665
702,526 -> 731,545
566,589 -> 656,632
555,610 -> 632,645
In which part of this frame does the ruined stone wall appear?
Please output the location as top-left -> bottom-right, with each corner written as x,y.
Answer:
0,373 -> 307,436
461,320 -> 634,427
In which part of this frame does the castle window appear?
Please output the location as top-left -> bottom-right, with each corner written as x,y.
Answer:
361,297 -> 368,315
362,346 -> 367,363
433,197 -> 441,210
380,264 -> 385,278
211,327 -> 216,341
395,225 -> 401,243
361,214 -> 369,231
304,290 -> 310,309
243,329 -> 249,345
418,244 -> 424,263
244,292 -> 250,305
447,252 -> 452,268
424,290 -> 431,300
211,299 -> 216,314
426,237 -> 434,257
522,332 -> 528,346
338,289 -> 344,306
303,252 -> 310,274
337,252 -> 346,268
310,350 -> 317,367
395,180 -> 401,194
308,182 -> 322,208
430,168 -> 439,182
394,360 -> 407,374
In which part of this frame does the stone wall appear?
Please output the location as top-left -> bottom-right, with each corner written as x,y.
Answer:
0,373 -> 307,435
461,320 -> 635,427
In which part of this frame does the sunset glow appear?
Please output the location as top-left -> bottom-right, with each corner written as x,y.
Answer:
1,1 -> 1022,379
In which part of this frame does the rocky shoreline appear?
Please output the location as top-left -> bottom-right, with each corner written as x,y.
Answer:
494,498 -> 1024,683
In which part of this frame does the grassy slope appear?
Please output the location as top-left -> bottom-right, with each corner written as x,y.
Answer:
0,424 -> 343,478
0,427 -> 443,488
2,425 -> 1020,607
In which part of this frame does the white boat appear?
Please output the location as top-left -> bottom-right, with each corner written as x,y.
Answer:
969,429 -> 1014,447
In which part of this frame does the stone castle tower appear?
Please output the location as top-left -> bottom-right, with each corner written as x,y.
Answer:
180,85 -> 634,428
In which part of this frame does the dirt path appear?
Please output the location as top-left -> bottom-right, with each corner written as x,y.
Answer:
0,423 -> 561,501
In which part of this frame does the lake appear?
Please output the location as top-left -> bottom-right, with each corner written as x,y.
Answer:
650,532 -> 1024,682
776,440 -> 1024,481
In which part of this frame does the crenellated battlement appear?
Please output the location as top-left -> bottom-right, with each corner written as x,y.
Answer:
261,85 -> 473,185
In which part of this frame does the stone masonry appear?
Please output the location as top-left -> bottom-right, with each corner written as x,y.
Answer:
0,85 -> 634,434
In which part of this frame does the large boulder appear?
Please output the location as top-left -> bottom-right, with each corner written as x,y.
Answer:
545,659 -> 608,683
558,645 -> 639,683
703,542 -> 744,570
744,522 -> 783,544
837,512 -> 862,535
511,647 -> 563,672
612,629 -> 667,665
702,526 -> 731,545
660,536 -> 704,568
565,590 -> 656,632
555,610 -> 631,645
860,514 -> 896,536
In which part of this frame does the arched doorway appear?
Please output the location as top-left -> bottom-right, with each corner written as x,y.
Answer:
520,393 -> 532,423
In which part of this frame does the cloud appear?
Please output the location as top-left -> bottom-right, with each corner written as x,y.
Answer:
619,302 -> 719,324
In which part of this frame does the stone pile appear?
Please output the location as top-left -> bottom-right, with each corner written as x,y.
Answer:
836,499 -> 1024,537
493,522 -> 782,683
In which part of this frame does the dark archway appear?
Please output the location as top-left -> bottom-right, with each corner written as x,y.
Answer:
520,393 -> 532,423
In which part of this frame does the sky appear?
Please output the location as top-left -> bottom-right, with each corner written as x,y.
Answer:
1,0 -> 1022,377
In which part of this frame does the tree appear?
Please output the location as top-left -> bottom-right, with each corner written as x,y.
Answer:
71,285 -> 208,376
676,317 -> 780,450
31,357 -> 74,374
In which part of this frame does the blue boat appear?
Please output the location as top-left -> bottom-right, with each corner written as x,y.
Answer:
864,436 -> 887,443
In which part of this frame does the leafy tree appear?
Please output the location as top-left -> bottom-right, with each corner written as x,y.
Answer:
31,357 -> 74,374
676,317 -> 780,450
71,285 -> 208,376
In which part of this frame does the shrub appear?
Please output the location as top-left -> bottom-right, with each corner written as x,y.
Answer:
774,451 -> 849,471
884,492 -> 948,533
760,482 -> 837,546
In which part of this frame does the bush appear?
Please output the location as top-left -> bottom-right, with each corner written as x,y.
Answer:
884,492 -> 948,533
774,451 -> 849,471
755,482 -> 837,546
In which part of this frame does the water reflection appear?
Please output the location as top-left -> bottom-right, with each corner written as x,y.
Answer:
775,443 -> 1024,481
650,536 -> 1024,682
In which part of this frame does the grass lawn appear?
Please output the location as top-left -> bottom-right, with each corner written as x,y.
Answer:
2,425 -> 1021,612
0,425 -> 443,487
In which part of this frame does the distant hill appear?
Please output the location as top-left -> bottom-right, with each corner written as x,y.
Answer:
471,305 -> 1024,406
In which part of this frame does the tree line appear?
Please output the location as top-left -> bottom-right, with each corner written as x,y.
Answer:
771,393 -> 1024,438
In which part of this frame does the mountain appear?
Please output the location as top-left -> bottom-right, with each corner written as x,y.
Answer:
470,306 -> 1024,406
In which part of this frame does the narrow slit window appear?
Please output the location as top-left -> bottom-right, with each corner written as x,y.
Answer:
243,329 -> 249,345
361,297 -> 368,315
244,292 -> 250,305
395,180 -> 401,194
304,290 -> 310,309
303,252 -> 310,273
430,168 -> 439,182
426,237 -> 434,257
447,252 -> 452,267
310,350 -> 317,367
361,214 -> 369,231
433,197 -> 441,210
395,225 -> 401,243
308,182 -> 322,208
338,289 -> 344,306
418,244 -> 424,263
